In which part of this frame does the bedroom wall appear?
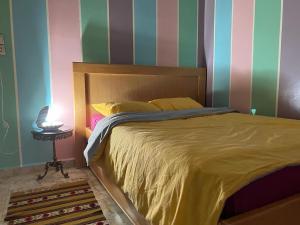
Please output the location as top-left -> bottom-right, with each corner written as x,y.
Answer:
0,0 -> 205,169
206,0 -> 300,119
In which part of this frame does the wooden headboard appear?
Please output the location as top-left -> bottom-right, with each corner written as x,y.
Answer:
73,63 -> 206,167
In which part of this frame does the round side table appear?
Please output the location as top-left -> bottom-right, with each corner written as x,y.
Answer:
31,127 -> 73,180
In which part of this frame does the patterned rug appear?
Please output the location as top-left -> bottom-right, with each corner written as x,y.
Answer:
4,180 -> 108,225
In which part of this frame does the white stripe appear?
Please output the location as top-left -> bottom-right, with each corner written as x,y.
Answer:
211,0 -> 217,107
195,0 -> 199,67
132,0 -> 136,64
275,0 -> 283,117
78,0 -> 83,61
46,1 -> 53,105
249,0 -> 256,111
228,1 -> 234,108
155,0 -> 158,66
9,0 -> 22,167
177,0 -> 179,67
107,0 -> 111,64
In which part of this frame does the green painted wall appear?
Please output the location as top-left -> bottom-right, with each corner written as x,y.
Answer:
81,0 -> 109,63
179,0 -> 198,67
252,0 -> 282,116
0,0 -> 20,168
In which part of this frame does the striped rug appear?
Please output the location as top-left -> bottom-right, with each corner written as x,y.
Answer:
4,180 -> 108,225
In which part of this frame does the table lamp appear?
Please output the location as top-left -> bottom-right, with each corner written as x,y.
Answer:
36,105 -> 63,131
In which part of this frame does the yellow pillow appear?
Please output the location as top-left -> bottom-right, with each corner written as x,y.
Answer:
92,101 -> 161,116
149,97 -> 203,111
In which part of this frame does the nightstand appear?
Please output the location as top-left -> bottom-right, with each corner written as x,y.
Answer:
31,127 -> 73,180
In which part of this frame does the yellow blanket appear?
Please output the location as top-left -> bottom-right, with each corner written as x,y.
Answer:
94,113 -> 300,225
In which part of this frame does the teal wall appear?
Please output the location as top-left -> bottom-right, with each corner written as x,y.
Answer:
0,0 -> 52,169
12,0 -> 52,166
0,0 -> 20,168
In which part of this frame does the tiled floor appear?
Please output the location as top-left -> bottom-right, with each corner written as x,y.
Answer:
0,165 -> 132,225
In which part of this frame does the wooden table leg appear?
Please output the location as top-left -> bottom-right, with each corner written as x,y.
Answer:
37,162 -> 50,180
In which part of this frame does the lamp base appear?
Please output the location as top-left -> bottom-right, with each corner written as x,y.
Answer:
39,121 -> 64,131
37,160 -> 69,180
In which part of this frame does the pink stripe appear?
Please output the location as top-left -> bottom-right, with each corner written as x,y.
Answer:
230,0 -> 254,113
48,0 -> 81,159
157,0 -> 178,66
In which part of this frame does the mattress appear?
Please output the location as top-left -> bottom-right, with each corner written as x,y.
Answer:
89,112 -> 300,225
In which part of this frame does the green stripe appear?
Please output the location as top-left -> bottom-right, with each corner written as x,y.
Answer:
0,0 -> 20,168
252,0 -> 282,116
80,0 -> 109,63
179,0 -> 198,67
134,0 -> 156,65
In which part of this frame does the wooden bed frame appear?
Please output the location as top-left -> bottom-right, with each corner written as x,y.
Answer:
73,63 -> 300,225
73,63 -> 206,168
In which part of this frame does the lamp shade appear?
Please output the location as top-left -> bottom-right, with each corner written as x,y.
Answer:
35,105 -> 63,131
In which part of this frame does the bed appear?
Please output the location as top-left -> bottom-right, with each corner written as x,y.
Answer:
73,63 -> 300,225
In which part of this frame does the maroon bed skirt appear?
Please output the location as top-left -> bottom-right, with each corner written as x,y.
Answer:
221,165 -> 300,218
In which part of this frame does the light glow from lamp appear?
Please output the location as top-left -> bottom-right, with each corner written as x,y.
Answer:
46,104 -> 62,123
41,104 -> 63,129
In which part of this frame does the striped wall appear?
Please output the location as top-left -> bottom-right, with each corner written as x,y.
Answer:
0,0 -> 205,169
2,0 -> 300,169
208,0 -> 300,119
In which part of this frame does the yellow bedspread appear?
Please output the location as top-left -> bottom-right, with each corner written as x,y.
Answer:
94,113 -> 300,225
